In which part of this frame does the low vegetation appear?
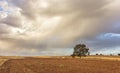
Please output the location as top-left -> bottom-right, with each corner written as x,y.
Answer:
0,59 -> 8,66
0,58 -> 120,73
118,53 -> 120,56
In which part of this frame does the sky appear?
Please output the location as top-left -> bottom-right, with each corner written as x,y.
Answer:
0,0 -> 120,56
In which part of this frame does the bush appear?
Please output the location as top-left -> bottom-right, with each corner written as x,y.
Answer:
100,54 -> 103,56
110,54 -> 113,56
118,53 -> 120,56
96,53 -> 98,55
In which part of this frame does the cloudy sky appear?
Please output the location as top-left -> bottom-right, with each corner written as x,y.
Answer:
0,0 -> 120,56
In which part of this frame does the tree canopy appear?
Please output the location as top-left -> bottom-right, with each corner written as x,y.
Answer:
71,44 -> 90,58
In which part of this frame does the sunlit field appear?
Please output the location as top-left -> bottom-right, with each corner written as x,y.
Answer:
0,56 -> 25,66
0,59 -> 8,66
0,56 -> 120,73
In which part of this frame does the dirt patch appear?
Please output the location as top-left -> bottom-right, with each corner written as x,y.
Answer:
0,58 -> 120,73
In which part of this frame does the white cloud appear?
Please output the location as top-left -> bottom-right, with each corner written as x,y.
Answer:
0,11 -> 7,19
0,0 -> 120,55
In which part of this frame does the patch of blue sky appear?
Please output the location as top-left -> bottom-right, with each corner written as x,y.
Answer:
0,6 -> 3,11
91,46 -> 120,55
98,33 -> 120,40
0,7 -> 10,14
101,47 -> 119,55
0,0 -> 8,2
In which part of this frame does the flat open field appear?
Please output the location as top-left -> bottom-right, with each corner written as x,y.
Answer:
0,56 -> 25,66
0,59 -> 8,66
0,56 -> 120,73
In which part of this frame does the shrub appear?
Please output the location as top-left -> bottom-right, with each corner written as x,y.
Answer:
96,53 -> 98,55
110,54 -> 113,56
118,53 -> 120,56
100,54 -> 103,55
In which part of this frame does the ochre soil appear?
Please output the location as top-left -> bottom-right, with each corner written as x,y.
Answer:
0,58 -> 120,73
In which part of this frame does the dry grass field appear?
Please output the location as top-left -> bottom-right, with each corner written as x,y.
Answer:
0,56 -> 25,66
0,59 -> 8,66
0,56 -> 119,73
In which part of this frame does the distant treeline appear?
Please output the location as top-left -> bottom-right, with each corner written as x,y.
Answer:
95,53 -> 120,56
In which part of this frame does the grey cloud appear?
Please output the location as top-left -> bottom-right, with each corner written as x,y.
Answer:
0,23 -> 11,34
10,0 -> 109,18
0,0 -> 120,55
1,15 -> 23,27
